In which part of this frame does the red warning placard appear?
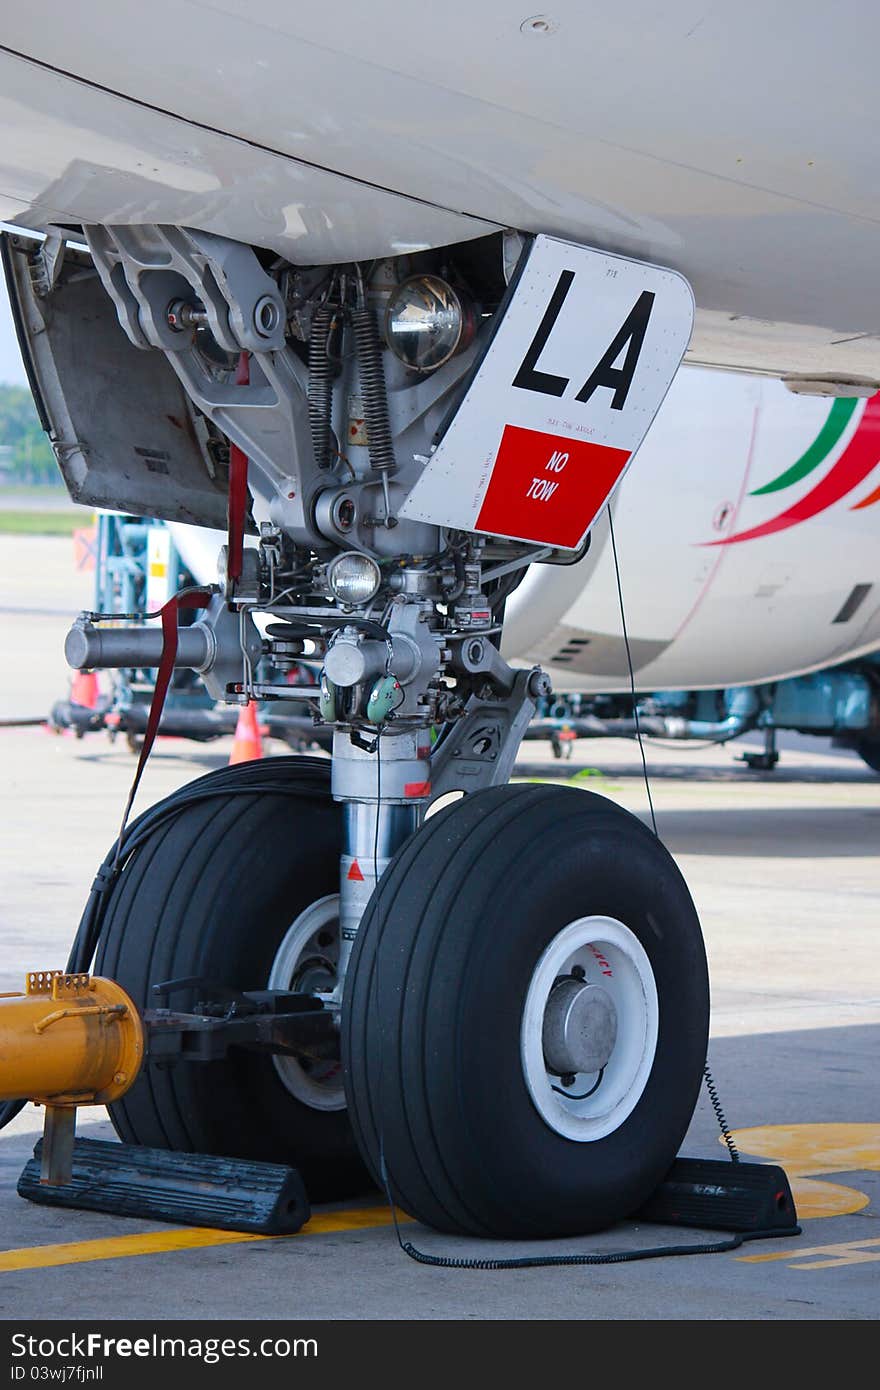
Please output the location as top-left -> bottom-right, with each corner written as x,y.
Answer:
476,425 -> 630,547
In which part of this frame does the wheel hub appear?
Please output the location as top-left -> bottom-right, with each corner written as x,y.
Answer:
268,894 -> 346,1113
542,978 -> 618,1077
521,915 -> 659,1141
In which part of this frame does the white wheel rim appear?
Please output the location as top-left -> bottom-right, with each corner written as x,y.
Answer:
268,894 -> 346,1112
521,916 -> 659,1141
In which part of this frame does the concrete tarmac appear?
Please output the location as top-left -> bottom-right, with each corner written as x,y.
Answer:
0,536 -> 877,1320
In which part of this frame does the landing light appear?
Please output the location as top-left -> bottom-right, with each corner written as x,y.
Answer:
384,275 -> 474,372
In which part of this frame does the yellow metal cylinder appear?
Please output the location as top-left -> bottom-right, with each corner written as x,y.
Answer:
0,971 -> 144,1106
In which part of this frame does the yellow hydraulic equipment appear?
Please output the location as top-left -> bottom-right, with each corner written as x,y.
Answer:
0,971 -> 143,1184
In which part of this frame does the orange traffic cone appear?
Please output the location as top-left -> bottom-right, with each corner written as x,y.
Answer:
71,669 -> 99,708
229,701 -> 263,764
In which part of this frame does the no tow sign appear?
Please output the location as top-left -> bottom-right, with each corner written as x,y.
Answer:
399,234 -> 694,549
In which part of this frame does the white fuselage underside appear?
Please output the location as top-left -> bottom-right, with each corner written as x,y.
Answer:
1,3 -> 879,383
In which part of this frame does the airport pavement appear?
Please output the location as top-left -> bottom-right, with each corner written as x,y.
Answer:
0,535 -> 877,1319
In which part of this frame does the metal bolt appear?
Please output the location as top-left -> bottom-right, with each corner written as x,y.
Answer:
166,298 -> 207,332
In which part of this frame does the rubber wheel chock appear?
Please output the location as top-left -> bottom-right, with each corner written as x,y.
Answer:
18,1136 -> 311,1235
637,1156 -> 798,1233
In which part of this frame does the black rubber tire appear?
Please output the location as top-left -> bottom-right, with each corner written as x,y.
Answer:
96,758 -> 370,1200
342,783 -> 709,1238
856,736 -> 880,774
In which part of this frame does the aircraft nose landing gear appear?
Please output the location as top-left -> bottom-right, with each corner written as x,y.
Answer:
18,226 -> 713,1240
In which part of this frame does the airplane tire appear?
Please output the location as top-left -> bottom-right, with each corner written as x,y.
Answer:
96,761 -> 371,1199
341,783 -> 709,1237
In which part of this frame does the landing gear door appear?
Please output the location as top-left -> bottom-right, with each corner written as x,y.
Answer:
1,230 -> 233,530
399,234 -> 694,550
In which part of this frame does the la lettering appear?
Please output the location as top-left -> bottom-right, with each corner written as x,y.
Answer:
512,270 -> 655,412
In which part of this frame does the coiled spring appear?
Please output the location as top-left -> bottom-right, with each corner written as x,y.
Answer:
351,305 -> 397,474
307,303 -> 335,470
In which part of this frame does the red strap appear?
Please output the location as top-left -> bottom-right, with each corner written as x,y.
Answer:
227,351 -> 250,585
112,589 -> 213,865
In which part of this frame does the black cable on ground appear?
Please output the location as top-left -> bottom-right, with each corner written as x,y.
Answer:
379,1137 -> 797,1270
394,1224 -> 799,1269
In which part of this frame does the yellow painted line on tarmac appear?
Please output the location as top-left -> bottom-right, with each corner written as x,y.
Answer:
0,1206 -> 409,1274
739,1236 -> 880,1270
728,1123 -> 880,1177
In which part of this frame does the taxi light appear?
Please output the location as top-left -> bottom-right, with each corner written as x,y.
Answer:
327,552 -> 381,605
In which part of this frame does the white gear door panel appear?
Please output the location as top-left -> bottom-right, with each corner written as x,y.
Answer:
400,235 -> 694,548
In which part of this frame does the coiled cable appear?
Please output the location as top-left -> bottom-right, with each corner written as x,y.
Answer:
703,1062 -> 740,1163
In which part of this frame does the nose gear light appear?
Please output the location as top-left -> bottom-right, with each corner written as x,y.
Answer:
384,274 -> 474,372
327,551 -> 382,605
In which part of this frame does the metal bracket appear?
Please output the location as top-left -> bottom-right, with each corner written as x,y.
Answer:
26,971 -> 92,1001
144,983 -> 337,1065
83,225 -> 287,355
448,632 -> 516,691
145,1006 -> 337,1063
429,666 -> 551,801
28,230 -> 66,299
82,224 -> 322,545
